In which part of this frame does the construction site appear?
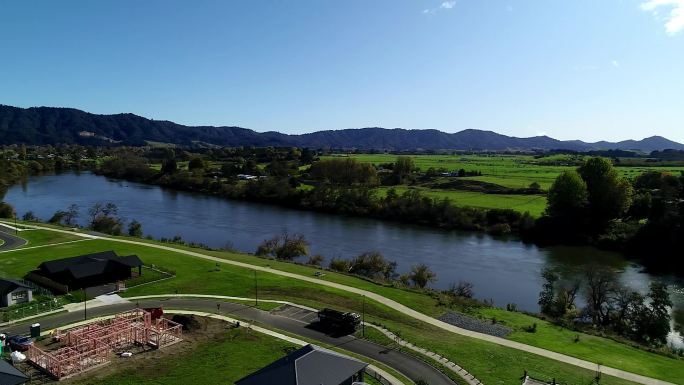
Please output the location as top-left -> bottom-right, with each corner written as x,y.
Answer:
26,308 -> 183,380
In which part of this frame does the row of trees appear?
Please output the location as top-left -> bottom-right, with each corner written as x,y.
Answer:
254,233 -> 437,288
540,156 -> 684,273
538,266 -> 672,346
43,202 -> 143,237
97,153 -> 530,236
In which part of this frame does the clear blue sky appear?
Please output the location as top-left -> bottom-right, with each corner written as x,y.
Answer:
1,0 -> 683,142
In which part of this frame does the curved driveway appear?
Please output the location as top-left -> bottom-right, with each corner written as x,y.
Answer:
3,222 -> 674,385
3,298 -> 455,385
0,226 -> 27,250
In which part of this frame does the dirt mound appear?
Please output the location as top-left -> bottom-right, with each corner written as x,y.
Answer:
171,314 -> 202,331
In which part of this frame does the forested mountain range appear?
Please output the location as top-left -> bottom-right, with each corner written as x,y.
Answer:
1,105 -> 682,152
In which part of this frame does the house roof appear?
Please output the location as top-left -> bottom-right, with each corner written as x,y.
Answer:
38,251 -> 143,280
235,344 -> 368,385
39,251 -> 118,274
0,359 -> 29,385
0,278 -> 31,296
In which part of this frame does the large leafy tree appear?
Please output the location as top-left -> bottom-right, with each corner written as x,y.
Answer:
392,156 -> 416,184
578,157 -> 633,224
546,170 -> 588,217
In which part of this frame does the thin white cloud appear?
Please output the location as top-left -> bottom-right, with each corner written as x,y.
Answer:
612,60 -> 620,68
423,1 -> 457,14
640,0 -> 684,35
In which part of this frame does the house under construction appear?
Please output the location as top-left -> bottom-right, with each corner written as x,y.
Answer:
27,308 -> 182,380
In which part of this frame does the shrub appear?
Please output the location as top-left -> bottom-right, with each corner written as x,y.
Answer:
488,223 -> 512,235
0,202 -> 16,219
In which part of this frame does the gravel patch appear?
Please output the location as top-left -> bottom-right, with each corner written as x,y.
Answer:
438,311 -> 512,338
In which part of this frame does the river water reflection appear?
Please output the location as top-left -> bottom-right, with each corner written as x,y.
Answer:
4,172 -> 683,347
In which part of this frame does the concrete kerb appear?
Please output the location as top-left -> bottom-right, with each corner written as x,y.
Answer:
0,309 -> 66,327
127,294 -> 471,385
167,310 -> 407,385
126,294 -> 319,312
5,221 -> 675,385
36,307 -> 406,385
366,324 -> 483,385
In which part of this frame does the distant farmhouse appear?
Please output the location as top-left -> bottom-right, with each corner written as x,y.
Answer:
26,251 -> 143,293
0,278 -> 33,308
236,344 -> 368,385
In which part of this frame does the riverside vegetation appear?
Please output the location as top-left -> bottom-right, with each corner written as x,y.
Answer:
0,223 -> 682,385
1,145 -> 683,376
86,145 -> 683,272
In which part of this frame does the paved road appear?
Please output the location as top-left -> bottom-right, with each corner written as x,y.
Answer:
2,298 -> 456,385
0,226 -> 27,250
4,222 -> 675,385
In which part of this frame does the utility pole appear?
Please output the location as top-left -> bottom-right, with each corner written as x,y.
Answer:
254,270 -> 258,307
362,295 -> 365,338
83,288 -> 87,321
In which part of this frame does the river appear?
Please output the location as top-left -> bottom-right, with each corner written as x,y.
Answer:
3,172 -> 683,347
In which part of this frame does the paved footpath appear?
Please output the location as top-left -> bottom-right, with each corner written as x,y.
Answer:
3,297 -> 454,385
4,222 -> 676,385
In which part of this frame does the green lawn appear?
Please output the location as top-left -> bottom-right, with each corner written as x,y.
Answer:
376,186 -> 548,216
0,228 -> 680,385
325,154 -> 684,189
15,229 -> 85,247
73,328 -> 297,385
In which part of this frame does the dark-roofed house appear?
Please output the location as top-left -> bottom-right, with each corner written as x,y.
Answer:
235,344 -> 368,385
35,251 -> 143,290
0,278 -> 33,307
0,359 -> 29,385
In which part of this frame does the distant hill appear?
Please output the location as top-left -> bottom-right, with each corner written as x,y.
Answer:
1,105 -> 682,152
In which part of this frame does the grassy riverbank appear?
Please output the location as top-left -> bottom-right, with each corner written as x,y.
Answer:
0,225 -> 681,384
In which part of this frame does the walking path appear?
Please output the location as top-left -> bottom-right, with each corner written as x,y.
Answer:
4,297 -> 447,385
3,221 -> 675,385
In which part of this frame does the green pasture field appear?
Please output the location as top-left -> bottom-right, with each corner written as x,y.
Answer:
0,227 -> 680,385
375,186 -> 548,216
324,154 -> 684,189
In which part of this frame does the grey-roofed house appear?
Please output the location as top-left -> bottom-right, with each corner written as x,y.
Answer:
0,359 -> 29,385
235,344 -> 368,385
0,278 -> 33,308
35,251 -> 143,290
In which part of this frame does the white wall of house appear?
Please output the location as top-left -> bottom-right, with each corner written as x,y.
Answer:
1,288 -> 33,307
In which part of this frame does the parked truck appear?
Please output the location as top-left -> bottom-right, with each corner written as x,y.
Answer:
317,308 -> 361,332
